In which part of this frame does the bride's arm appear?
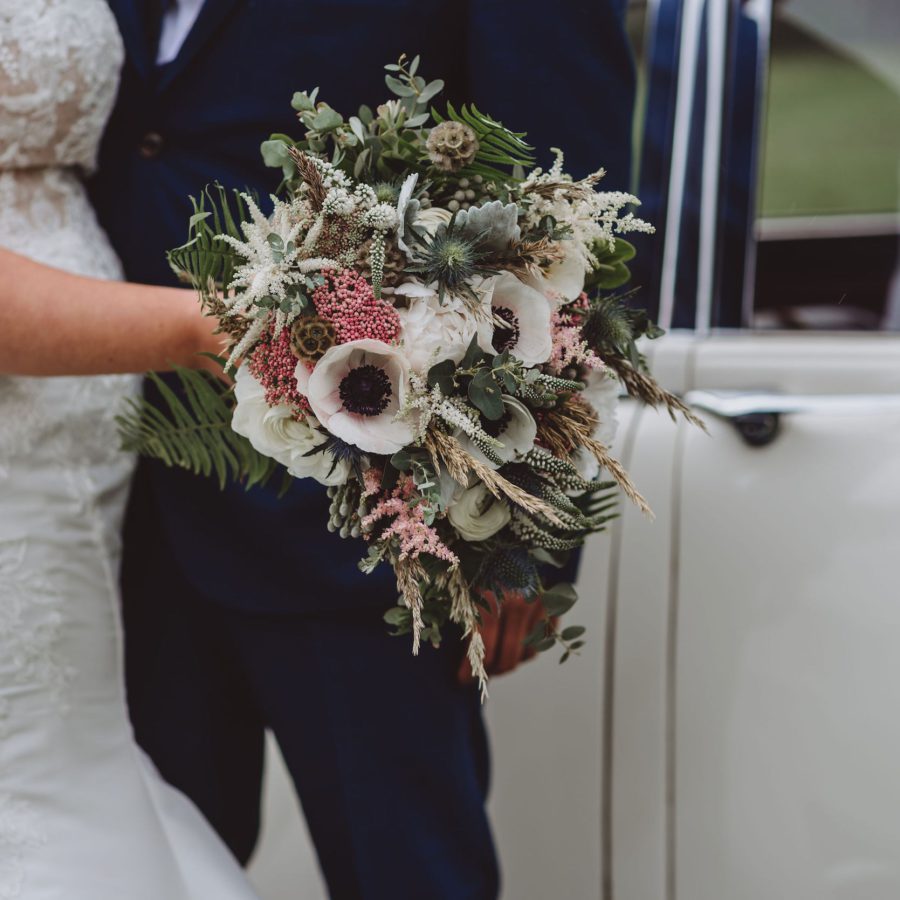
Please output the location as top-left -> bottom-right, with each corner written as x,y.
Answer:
0,247 -> 221,376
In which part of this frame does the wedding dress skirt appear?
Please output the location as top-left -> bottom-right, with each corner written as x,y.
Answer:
0,1 -> 258,896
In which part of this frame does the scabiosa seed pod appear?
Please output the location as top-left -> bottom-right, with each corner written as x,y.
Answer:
290,316 -> 336,362
426,121 -> 479,172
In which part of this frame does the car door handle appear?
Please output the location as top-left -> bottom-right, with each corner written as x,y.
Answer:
684,390 -> 900,447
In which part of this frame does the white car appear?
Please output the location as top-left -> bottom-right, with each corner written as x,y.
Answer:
490,2 -> 900,899
249,2 -> 900,897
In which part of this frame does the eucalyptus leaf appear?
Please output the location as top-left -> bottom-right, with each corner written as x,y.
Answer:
469,371 -> 504,420
541,583 -> 578,617
312,107 -> 343,132
385,75 -> 415,98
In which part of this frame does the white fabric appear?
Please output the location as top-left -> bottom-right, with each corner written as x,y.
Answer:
157,0 -> 206,65
0,2 -> 259,897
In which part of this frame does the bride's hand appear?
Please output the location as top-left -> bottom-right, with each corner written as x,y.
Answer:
0,247 -> 230,377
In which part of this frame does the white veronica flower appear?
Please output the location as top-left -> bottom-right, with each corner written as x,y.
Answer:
231,367 -> 349,485
456,395 -> 537,469
395,281 -> 492,374
482,272 -> 553,367
448,482 -> 511,542
297,339 -> 415,455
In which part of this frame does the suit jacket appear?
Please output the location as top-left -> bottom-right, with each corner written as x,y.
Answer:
92,0 -> 635,613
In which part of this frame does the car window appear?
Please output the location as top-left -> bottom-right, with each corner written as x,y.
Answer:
752,0 -> 900,331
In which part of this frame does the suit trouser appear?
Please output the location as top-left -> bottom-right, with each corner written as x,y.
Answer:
121,515 -> 499,900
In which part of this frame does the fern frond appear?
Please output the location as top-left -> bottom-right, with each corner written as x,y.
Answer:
167,184 -> 252,293
116,366 -> 286,491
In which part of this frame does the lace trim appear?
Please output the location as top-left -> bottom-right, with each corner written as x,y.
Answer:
0,540 -> 74,717
0,0 -> 123,173
0,795 -> 45,900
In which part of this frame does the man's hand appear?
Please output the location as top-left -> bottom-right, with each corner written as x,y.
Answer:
457,589 -> 549,685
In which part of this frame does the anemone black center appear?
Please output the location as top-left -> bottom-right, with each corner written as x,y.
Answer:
481,407 -> 513,439
339,364 -> 393,416
492,306 -> 520,353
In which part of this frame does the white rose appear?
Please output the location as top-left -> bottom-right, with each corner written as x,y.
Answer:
395,281 -> 491,373
447,482 -> 511,542
231,367 -> 349,485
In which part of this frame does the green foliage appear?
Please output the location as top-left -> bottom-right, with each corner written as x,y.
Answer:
167,184 -> 251,293
584,238 -> 636,291
116,366 -> 286,491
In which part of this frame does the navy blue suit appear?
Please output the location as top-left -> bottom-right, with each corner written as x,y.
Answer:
91,2 -> 633,897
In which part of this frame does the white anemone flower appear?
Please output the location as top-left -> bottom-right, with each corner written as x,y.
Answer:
231,367 -> 349,485
448,482 -> 511,542
482,272 -> 553,366
530,245 -> 587,304
571,371 -> 621,482
296,339 -> 415,455
395,280 -> 493,373
456,395 -> 537,469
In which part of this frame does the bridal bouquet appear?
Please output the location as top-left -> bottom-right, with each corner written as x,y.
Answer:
120,56 -> 697,691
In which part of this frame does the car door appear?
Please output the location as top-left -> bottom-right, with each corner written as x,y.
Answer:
608,2 -> 900,899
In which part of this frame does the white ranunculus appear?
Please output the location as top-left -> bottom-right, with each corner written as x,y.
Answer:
483,272 -> 553,367
447,482 -> 511,542
297,339 -> 415,455
456,395 -> 537,469
395,281 -> 491,373
231,367 -> 349,485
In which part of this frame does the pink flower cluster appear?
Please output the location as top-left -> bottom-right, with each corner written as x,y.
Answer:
362,478 -> 459,566
247,327 -> 311,415
313,268 -> 401,345
548,308 -> 603,374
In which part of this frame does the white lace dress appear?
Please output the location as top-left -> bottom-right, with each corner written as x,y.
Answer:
0,2 -> 259,897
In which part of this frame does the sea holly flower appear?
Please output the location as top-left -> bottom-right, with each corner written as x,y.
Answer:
483,272 -> 553,366
297,339 -> 416,455
231,367 -> 349,485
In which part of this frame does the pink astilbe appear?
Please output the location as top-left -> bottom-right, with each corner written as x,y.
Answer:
362,467 -> 383,498
312,268 -> 401,345
247,327 -> 311,415
548,305 -> 604,374
362,478 -> 459,567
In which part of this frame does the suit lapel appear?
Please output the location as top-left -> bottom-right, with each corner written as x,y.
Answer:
156,0 -> 245,93
108,0 -> 156,82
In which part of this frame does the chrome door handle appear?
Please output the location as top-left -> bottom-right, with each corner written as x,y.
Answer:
684,390 -> 900,448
